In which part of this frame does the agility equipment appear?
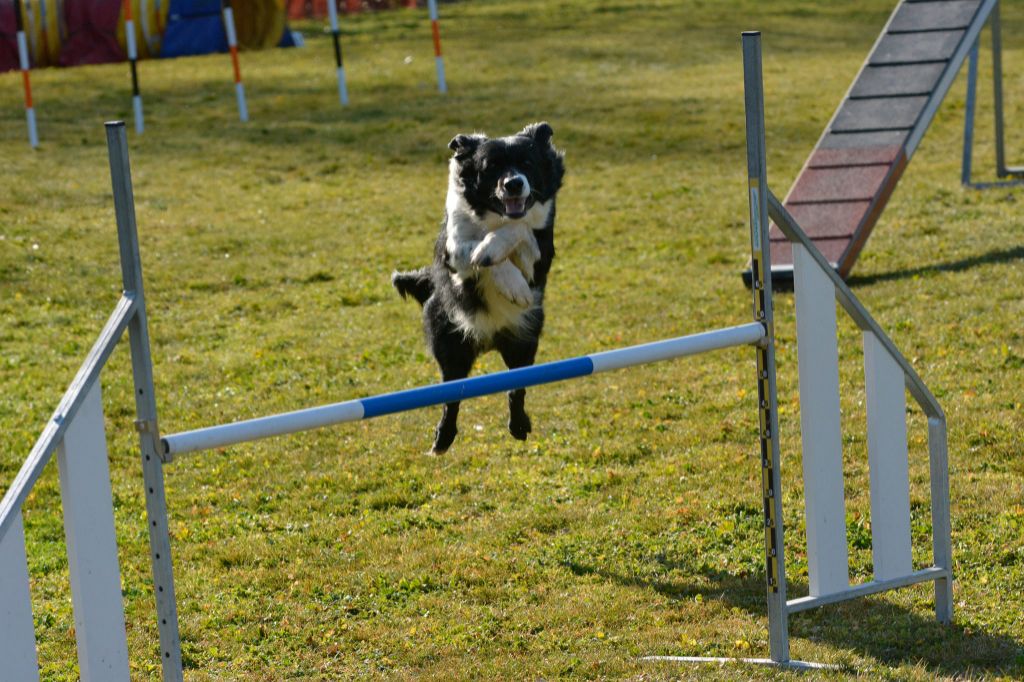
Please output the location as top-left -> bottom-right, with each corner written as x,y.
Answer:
222,0 -> 248,122
327,0 -> 349,104
749,0 -> 1015,283
322,0 -> 447,104
123,0 -> 145,133
427,0 -> 446,93
0,34 -> 952,676
12,0 -> 38,147
647,34 -> 951,668
961,2 -> 1024,188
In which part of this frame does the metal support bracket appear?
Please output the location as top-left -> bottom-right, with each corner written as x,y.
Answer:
962,1 -> 1024,188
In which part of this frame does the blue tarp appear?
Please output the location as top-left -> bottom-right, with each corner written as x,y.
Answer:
160,0 -> 225,57
161,0 -> 293,57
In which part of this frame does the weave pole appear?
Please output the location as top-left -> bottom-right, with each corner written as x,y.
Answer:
123,0 -> 144,133
222,0 -> 249,122
426,0 -> 447,94
13,0 -> 39,147
327,0 -> 349,105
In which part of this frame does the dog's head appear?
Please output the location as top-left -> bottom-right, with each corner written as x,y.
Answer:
448,122 -> 565,220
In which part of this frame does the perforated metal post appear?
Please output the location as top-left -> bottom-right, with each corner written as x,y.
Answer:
741,31 -> 789,664
105,122 -> 183,681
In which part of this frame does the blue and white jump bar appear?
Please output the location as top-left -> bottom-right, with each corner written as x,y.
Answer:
161,322 -> 765,457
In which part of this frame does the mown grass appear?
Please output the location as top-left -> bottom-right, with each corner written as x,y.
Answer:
1,0 -> 1023,679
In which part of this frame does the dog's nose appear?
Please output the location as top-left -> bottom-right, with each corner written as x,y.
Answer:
503,176 -> 525,194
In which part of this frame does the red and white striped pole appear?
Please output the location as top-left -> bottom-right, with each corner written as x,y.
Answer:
13,0 -> 38,147
221,0 -> 248,122
326,0 -> 349,105
123,0 -> 145,133
426,0 -> 446,94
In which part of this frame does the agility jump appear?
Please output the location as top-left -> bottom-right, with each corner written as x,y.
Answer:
0,33 -> 951,679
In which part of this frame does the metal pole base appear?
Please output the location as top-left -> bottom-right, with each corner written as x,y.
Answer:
641,655 -> 843,672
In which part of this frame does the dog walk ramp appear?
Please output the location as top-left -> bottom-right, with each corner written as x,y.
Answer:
753,0 -> 998,282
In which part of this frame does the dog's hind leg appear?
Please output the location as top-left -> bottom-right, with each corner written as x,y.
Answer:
430,334 -> 477,455
496,333 -> 540,441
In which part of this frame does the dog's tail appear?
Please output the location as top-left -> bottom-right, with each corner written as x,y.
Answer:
391,267 -> 434,306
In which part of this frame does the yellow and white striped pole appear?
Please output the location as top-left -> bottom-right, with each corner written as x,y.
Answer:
14,0 -> 39,147
123,0 -> 144,133
222,0 -> 248,122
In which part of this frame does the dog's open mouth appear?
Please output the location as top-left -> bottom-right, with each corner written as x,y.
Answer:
503,196 -> 527,218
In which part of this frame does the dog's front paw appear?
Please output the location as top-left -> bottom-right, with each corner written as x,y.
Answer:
491,262 -> 533,307
470,236 -> 510,268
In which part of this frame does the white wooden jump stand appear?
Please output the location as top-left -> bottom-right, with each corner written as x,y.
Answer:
0,33 -> 952,679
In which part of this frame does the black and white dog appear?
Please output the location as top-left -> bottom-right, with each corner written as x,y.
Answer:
392,122 -> 565,453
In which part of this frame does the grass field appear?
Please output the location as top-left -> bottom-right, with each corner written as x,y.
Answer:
2,0 -> 1024,679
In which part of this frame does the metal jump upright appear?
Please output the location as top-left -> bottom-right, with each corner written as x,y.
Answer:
736,31 -> 952,668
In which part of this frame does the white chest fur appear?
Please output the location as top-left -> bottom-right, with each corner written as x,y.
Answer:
444,178 -> 551,343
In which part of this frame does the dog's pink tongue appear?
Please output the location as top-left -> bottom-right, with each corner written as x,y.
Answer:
504,197 -> 526,215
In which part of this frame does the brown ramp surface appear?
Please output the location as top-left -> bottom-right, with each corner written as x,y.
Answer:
752,0 -> 995,283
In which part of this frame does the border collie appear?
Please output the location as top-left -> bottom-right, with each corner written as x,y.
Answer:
392,122 -> 565,453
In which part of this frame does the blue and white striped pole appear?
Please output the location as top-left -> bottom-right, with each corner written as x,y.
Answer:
161,322 -> 765,457
327,0 -> 349,105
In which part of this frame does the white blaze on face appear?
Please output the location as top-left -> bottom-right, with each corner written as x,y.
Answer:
509,172 -> 530,197
501,172 -> 531,217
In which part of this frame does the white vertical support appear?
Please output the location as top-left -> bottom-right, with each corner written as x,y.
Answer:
0,512 -> 41,682
56,381 -> 131,682
793,244 -> 850,596
863,331 -> 913,581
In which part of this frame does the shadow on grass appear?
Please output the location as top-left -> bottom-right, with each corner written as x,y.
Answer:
562,558 -> 1023,677
848,245 -> 1024,287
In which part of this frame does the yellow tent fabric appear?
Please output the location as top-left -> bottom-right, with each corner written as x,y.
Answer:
233,0 -> 286,51
117,0 -> 171,58
20,0 -> 61,66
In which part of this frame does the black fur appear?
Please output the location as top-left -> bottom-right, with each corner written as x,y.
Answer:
393,122 -> 565,453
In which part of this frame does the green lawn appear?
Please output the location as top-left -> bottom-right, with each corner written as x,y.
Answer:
2,0 -> 1023,679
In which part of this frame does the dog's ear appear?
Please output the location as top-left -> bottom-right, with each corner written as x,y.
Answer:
519,121 -> 554,147
448,133 -> 484,158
